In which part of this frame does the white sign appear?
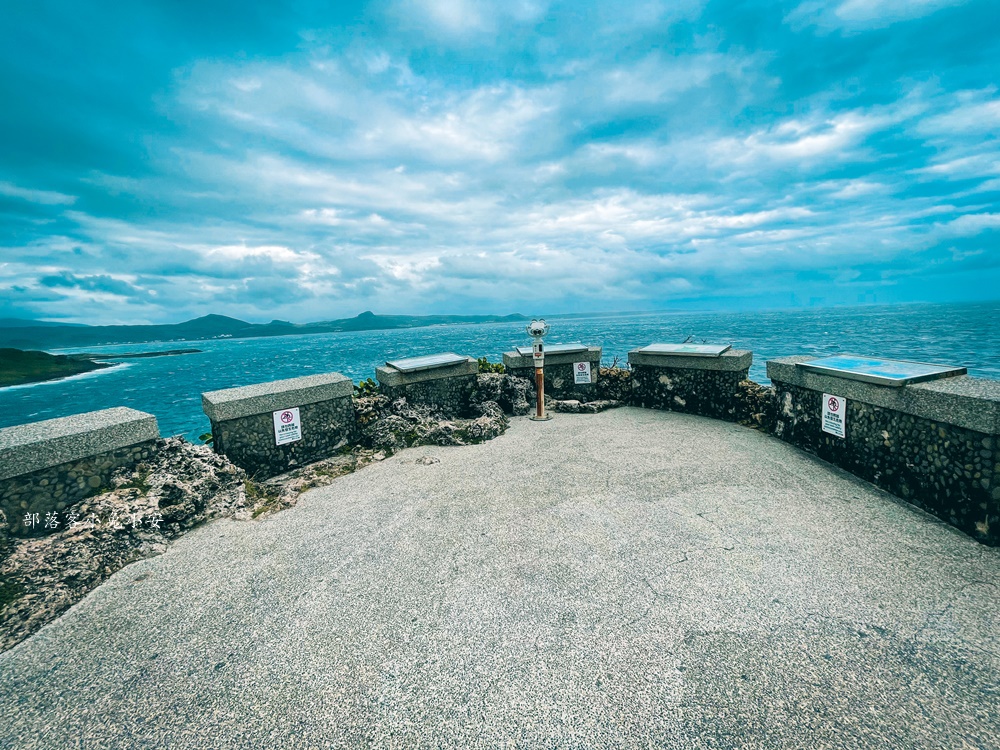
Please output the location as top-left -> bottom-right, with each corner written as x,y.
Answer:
821,394 -> 846,438
273,407 -> 302,445
574,361 -> 592,384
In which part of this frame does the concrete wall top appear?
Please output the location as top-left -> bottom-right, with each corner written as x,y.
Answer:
502,347 -> 602,369
202,372 -> 353,422
628,349 -> 752,372
767,355 -> 1000,435
376,358 -> 478,388
0,407 -> 159,481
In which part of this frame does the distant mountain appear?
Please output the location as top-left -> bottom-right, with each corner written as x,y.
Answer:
0,317 -> 87,328
0,311 -> 528,350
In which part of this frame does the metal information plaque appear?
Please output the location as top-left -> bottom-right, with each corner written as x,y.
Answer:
638,343 -> 732,357
386,353 -> 471,373
515,343 -> 588,356
798,355 -> 967,387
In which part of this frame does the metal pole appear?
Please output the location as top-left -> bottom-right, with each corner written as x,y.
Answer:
527,319 -> 552,422
535,366 -> 545,419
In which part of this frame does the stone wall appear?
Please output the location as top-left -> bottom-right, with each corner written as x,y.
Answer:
768,356 -> 999,546
203,372 -> 357,480
502,348 -> 602,401
376,360 -> 479,417
628,350 -> 752,422
0,407 -> 160,538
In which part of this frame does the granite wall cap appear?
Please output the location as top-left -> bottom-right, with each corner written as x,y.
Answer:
376,358 -> 478,388
502,346 -> 602,370
767,355 -> 1000,435
202,372 -> 354,422
0,407 -> 159,481
628,348 -> 753,372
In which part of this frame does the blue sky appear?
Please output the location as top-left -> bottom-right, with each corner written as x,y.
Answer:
1,0 -> 998,324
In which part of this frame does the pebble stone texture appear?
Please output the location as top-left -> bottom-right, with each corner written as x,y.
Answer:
0,408 -> 159,538
502,347 -> 602,401
376,359 -> 479,417
2,408 -> 998,749
202,373 -> 357,480
768,356 -> 1000,547
628,349 -> 752,422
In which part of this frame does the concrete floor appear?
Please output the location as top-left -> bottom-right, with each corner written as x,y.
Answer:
1,407 -> 998,749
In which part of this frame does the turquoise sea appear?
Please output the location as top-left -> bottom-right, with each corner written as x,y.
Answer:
1,301 -> 997,442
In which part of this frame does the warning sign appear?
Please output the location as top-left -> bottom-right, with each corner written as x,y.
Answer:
273,407 -> 302,445
574,362 -> 592,384
821,394 -> 846,439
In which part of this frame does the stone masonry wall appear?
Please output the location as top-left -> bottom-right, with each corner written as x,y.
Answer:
773,382 -> 998,546
506,362 -> 599,401
1,441 -> 158,538
629,365 -> 749,422
211,396 -> 357,480
380,374 -> 477,417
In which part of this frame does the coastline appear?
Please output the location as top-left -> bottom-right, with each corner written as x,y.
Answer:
0,362 -> 129,391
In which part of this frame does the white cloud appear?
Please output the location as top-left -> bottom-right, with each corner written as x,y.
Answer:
937,213 -> 1000,236
0,181 -> 76,205
786,0 -> 970,31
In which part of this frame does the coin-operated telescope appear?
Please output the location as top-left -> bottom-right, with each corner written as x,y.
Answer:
526,319 -> 552,421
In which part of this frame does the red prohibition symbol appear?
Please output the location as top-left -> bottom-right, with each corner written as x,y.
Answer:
280,411 -> 294,424
828,397 -> 840,412
578,363 -> 586,371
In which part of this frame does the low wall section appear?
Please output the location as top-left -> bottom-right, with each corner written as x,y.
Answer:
0,407 -> 159,538
628,349 -> 752,421
375,359 -> 478,416
768,356 -> 999,546
203,372 -> 357,479
502,347 -> 602,401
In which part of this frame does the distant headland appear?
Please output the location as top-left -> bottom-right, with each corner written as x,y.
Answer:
0,348 -> 203,387
0,311 -> 528,350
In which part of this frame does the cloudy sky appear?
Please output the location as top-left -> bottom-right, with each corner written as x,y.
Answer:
1,0 -> 998,324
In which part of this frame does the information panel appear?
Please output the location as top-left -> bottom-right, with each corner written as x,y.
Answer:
516,344 -> 588,356
638,343 -> 732,357
798,355 -> 966,387
574,362 -> 592,384
386,353 -> 470,373
273,407 -> 302,445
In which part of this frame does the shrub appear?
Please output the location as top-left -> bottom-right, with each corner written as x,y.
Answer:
477,357 -> 505,374
354,377 -> 380,398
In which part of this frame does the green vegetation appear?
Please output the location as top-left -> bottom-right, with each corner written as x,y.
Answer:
245,480 -> 284,518
477,357 -> 505,374
355,377 -> 380,398
0,348 -> 110,387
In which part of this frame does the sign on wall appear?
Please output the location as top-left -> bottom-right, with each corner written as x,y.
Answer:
273,407 -> 302,445
821,394 -> 846,439
574,362 -> 592,384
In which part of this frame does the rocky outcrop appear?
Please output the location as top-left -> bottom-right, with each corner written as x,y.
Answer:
0,438 -> 249,652
735,379 -> 777,431
353,393 -> 509,453
0,435 -> 414,653
596,366 -> 632,402
471,372 -> 533,416
552,399 -> 623,414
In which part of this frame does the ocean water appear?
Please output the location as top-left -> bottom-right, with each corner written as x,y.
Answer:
1,301 -> 997,442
